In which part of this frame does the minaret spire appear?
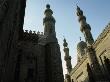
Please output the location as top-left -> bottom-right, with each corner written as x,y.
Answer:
39,4 -> 57,45
76,6 -> 94,46
63,38 -> 72,74
43,4 -> 56,36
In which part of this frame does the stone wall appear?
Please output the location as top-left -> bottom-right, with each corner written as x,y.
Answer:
70,56 -> 89,82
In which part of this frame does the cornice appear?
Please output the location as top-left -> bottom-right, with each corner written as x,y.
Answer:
93,23 -> 110,48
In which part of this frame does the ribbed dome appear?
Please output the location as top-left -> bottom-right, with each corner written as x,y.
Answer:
77,41 -> 87,59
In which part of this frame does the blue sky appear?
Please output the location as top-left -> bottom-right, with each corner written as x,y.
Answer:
23,0 -> 110,75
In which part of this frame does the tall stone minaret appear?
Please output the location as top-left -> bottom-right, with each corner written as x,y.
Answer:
76,6 -> 94,46
43,4 -> 64,82
63,38 -> 72,82
63,38 -> 72,74
43,4 -> 56,36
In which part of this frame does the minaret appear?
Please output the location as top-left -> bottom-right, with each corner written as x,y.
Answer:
63,38 -> 72,82
43,4 -> 56,36
63,38 -> 72,74
43,4 -> 64,82
76,6 -> 94,46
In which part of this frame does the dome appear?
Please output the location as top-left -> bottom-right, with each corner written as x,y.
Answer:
77,41 -> 87,59
77,41 -> 87,49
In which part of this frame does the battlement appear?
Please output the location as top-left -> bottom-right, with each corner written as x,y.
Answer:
93,22 -> 110,48
22,30 -> 44,43
24,30 -> 44,35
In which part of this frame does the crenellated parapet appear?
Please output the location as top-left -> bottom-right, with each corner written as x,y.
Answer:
24,30 -> 44,35
93,23 -> 110,48
22,30 -> 44,43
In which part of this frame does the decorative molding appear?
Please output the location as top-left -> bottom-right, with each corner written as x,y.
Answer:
93,23 -> 110,48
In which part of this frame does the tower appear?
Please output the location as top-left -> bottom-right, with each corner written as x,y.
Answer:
76,6 -> 94,46
63,38 -> 72,82
39,4 -> 57,44
42,4 -> 64,82
43,4 -> 56,36
63,38 -> 72,74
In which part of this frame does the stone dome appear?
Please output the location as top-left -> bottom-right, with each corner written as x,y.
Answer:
77,41 -> 87,59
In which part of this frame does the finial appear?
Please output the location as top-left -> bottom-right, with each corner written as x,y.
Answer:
29,30 -> 32,34
25,30 -> 28,33
37,31 -> 40,35
63,36 -> 67,44
64,38 -> 66,43
46,4 -> 50,9
33,31 -> 36,34
63,38 -> 68,47
77,5 -> 80,10
76,5 -> 83,16
80,37 -> 81,41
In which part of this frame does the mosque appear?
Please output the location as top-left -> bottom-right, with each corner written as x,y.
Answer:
0,0 -> 110,82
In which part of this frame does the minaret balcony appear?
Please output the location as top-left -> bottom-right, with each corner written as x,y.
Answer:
64,48 -> 69,52
43,17 -> 55,24
78,16 -> 86,22
80,24 -> 91,32
64,56 -> 71,60
77,10 -> 83,16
